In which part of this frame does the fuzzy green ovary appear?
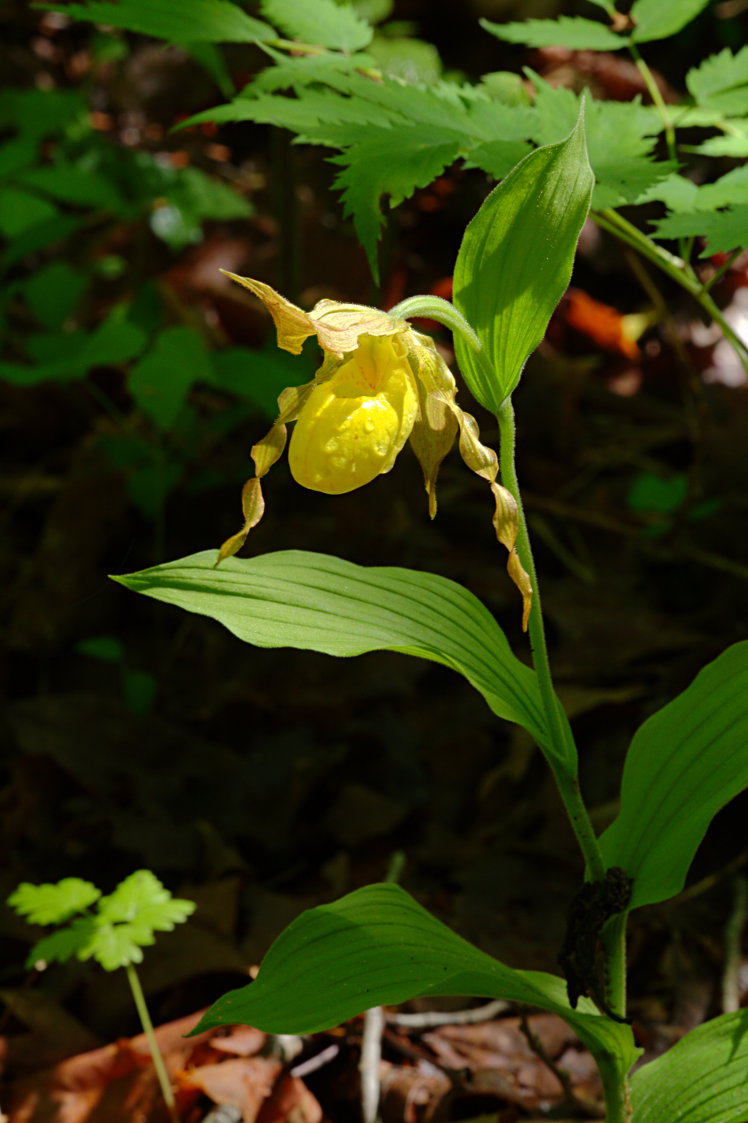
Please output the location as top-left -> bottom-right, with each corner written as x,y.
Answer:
289,336 -> 418,494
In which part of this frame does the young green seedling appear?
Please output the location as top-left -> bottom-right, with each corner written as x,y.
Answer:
8,870 -> 195,1122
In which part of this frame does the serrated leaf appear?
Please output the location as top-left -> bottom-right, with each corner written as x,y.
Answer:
481,15 -> 625,51
465,139 -> 533,179
192,883 -> 638,1094
453,106 -> 593,409
629,0 -> 712,42
98,870 -> 195,933
630,1010 -> 748,1123
332,126 -> 461,280
8,879 -> 101,925
636,173 -> 701,211
694,165 -> 748,210
260,0 -> 372,51
652,206 -> 748,255
600,642 -> 748,909
82,922 -> 150,970
687,46 -> 748,104
693,131 -> 748,158
113,549 -> 561,763
45,0 -> 274,43
27,917 -> 100,967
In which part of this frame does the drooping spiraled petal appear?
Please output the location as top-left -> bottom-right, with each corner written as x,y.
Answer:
405,332 -> 459,518
288,334 -> 419,494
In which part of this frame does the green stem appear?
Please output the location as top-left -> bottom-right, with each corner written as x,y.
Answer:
387,294 -> 482,350
496,399 -> 605,883
602,912 -> 628,1020
594,208 -> 748,377
628,43 -> 677,165
125,962 -> 178,1122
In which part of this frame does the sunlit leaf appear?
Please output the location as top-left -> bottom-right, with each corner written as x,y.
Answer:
44,0 -> 274,43
452,105 -> 593,409
600,642 -> 748,908
630,1010 -> 748,1122
8,879 -> 101,926
191,882 -> 638,1093
113,549 -> 564,763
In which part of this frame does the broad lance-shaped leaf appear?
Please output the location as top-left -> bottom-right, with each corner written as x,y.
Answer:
191,883 -> 638,1098
600,641 -> 748,909
630,1009 -> 748,1123
114,550 -> 569,766
452,103 -> 593,410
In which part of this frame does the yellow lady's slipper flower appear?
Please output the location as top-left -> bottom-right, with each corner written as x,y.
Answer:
217,272 -> 532,628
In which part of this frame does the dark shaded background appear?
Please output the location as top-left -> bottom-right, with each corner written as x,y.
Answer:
2,0 -> 747,1056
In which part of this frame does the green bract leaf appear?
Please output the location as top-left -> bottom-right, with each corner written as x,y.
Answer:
481,16 -> 625,51
629,0 -> 712,43
191,883 -> 638,1094
630,1010 -> 748,1123
260,0 -> 373,51
600,642 -> 748,909
452,105 -> 593,409
8,879 -> 101,926
113,549 -> 560,762
44,0 -> 274,43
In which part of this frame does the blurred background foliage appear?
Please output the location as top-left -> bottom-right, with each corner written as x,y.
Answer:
1,0 -> 747,1054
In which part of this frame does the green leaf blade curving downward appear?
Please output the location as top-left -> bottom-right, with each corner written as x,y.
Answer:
452,104 -> 593,410
600,641 -> 748,909
630,1009 -> 748,1123
114,549 -> 564,765
44,0 -> 274,43
191,882 -> 638,1094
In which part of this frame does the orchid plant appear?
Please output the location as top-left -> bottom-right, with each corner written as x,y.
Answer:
115,110 -> 748,1122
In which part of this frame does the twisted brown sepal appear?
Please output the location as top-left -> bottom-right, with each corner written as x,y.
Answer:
491,483 -> 532,631
214,477 -> 266,566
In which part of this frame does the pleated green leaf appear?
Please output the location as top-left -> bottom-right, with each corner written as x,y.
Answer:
114,549 -> 559,761
600,642 -> 748,909
630,1010 -> 748,1122
452,104 -> 593,411
191,882 -> 638,1093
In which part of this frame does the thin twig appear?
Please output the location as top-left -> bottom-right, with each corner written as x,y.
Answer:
519,1009 -> 600,1119
360,1004 -> 384,1123
722,875 -> 748,1014
386,999 -> 509,1028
